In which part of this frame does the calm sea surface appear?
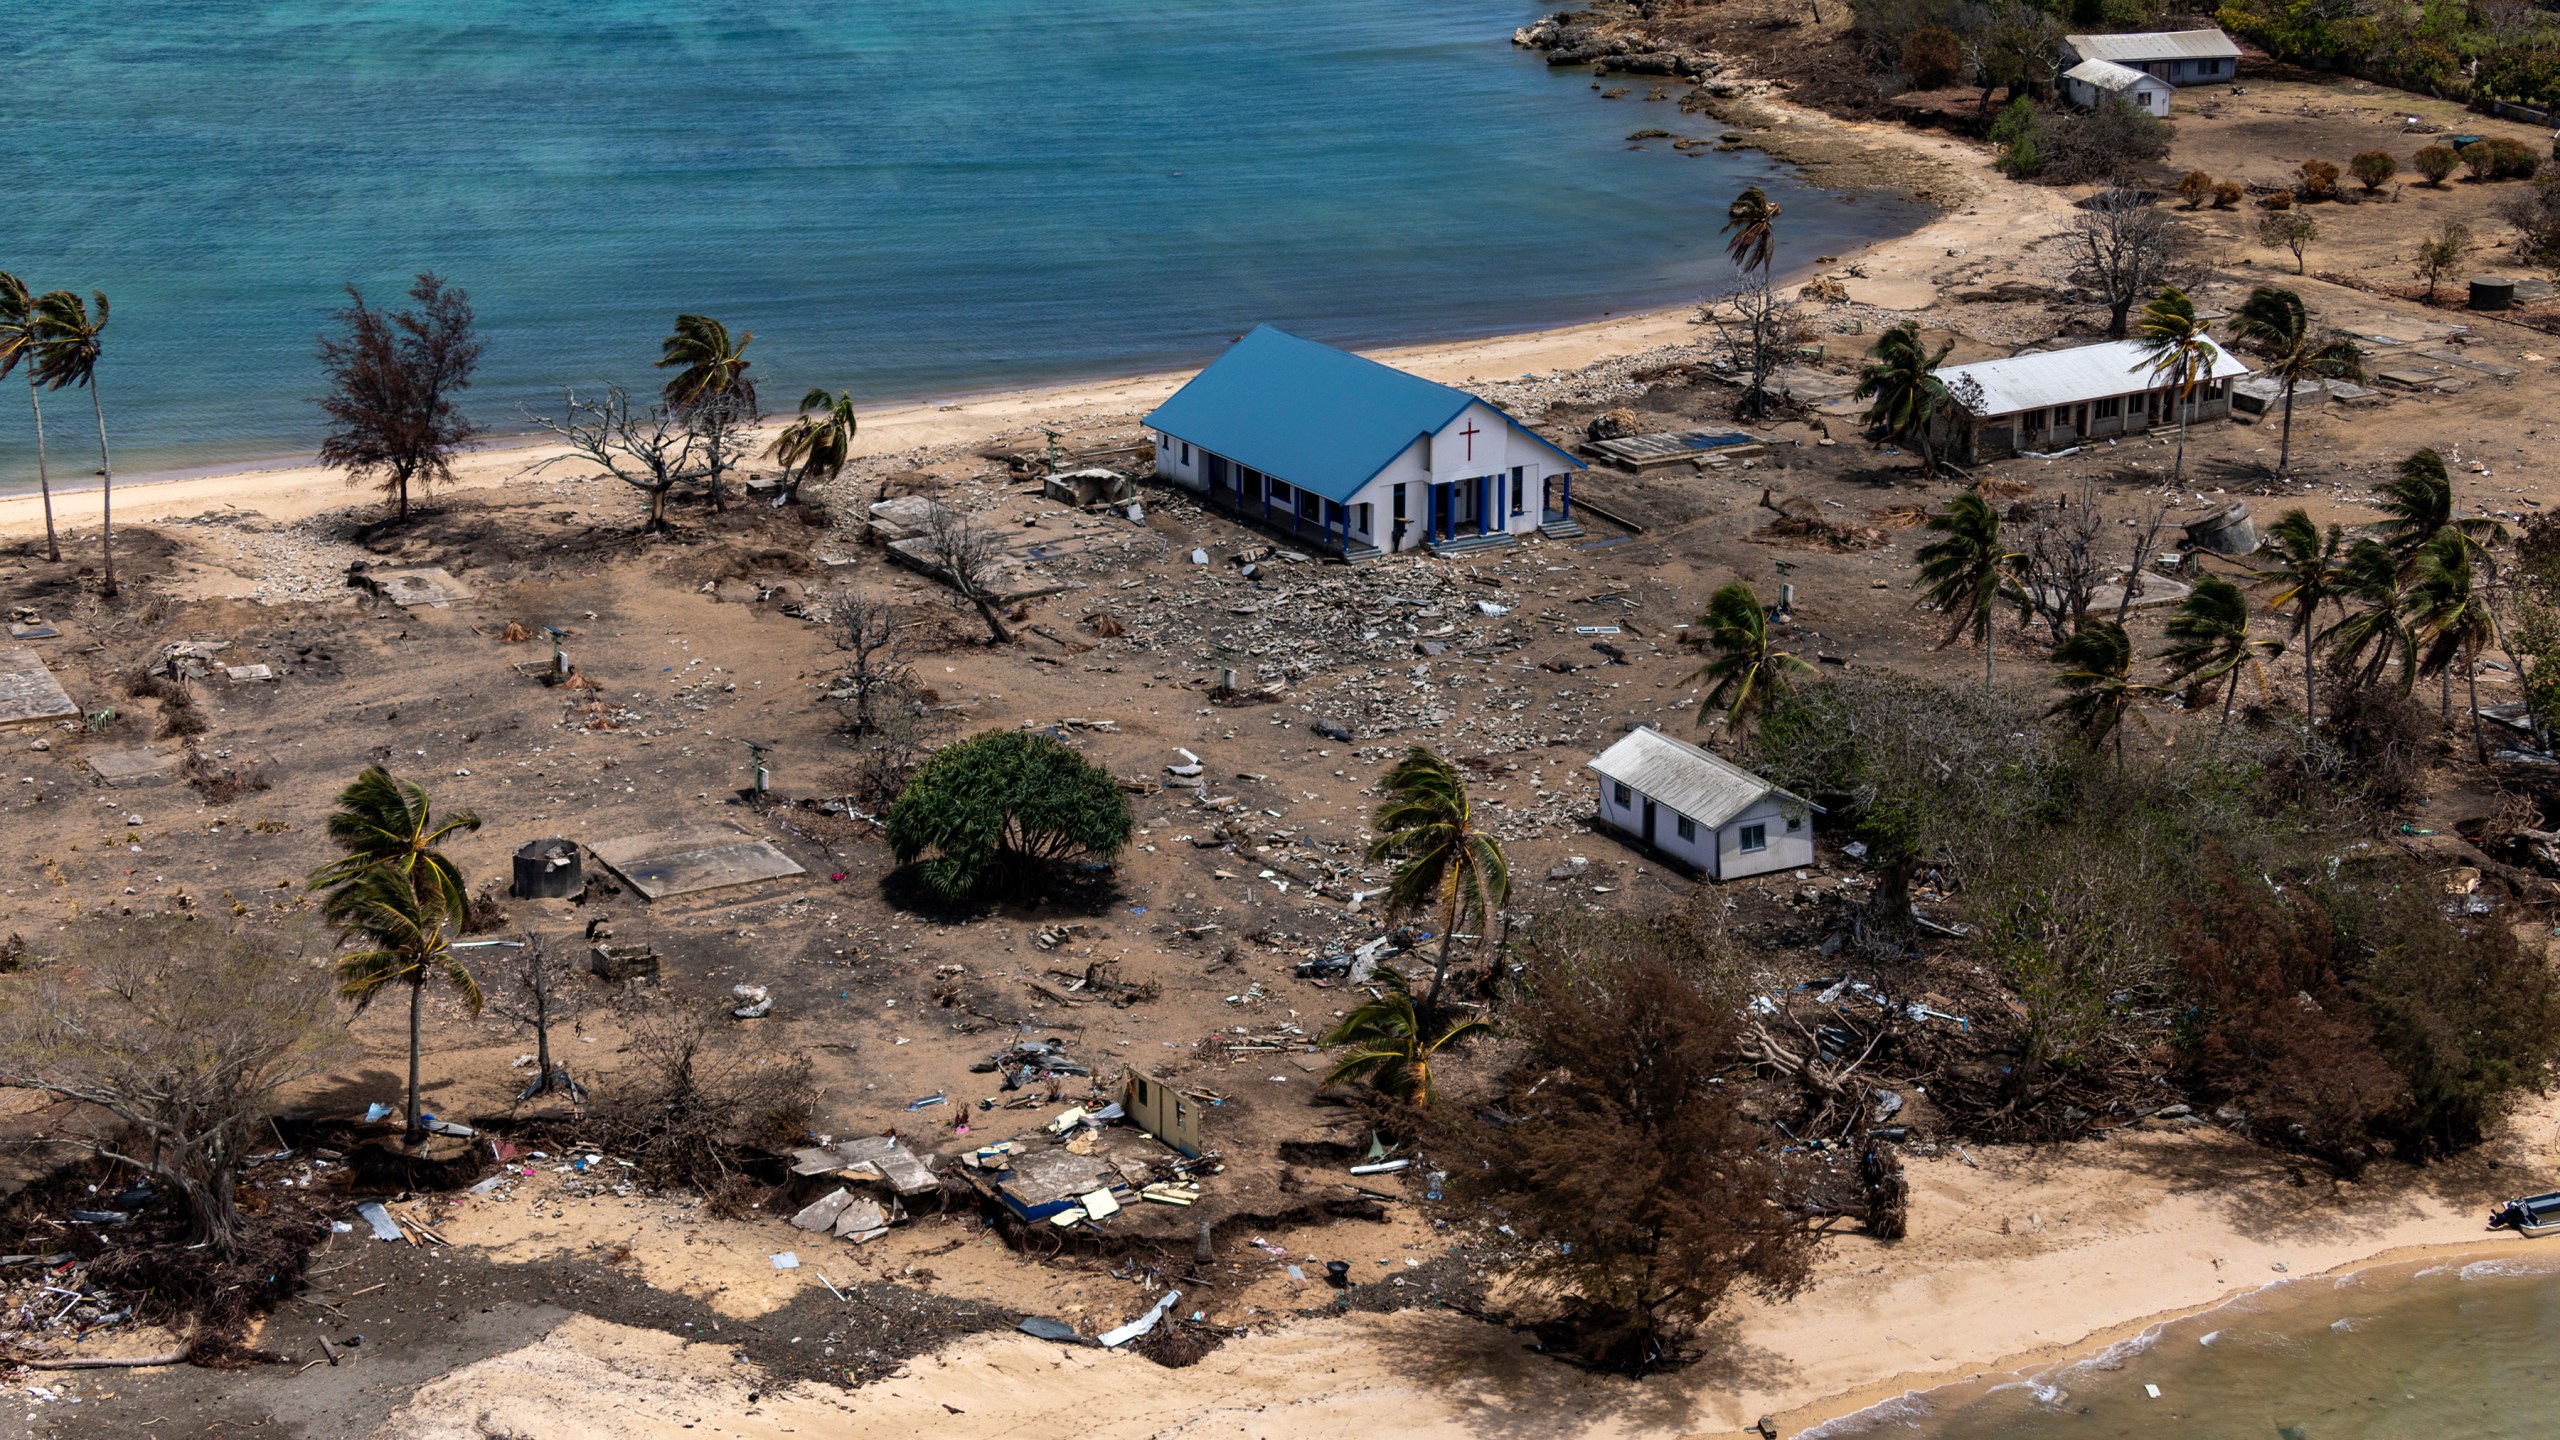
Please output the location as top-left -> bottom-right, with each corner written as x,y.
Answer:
0,0 -> 1922,488
1809,1254 -> 2560,1440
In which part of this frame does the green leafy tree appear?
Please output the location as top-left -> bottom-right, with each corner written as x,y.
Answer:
1682,582 -> 1814,736
2135,286 -> 2219,486
885,729 -> 1133,900
0,273 -> 60,562
2162,574 -> 2283,728
2229,286 -> 2362,475
332,866 -> 484,1147
1916,492 -> 2025,689
1722,187 -> 1781,275
1318,967 -> 1489,1106
29,289 -> 116,596
2405,527 -> 2498,752
2047,621 -> 2159,756
1366,747 -> 1510,1019
2252,510 -> 2347,734
768,388 -> 857,504
2412,219 -> 2472,303
309,765 -> 483,929
1855,321 -> 1953,475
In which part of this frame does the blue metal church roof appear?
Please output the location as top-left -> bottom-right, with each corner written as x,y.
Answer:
1143,325 -> 1578,505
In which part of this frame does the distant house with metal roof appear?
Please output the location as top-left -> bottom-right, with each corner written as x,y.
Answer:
1930,337 -> 2251,463
2063,29 -> 2240,85
1144,325 -> 1585,559
1586,726 -> 1815,880
2062,58 -> 2174,116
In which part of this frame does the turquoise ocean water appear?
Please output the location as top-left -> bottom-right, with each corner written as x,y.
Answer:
0,1 -> 1921,490
1810,1254 -> 2560,1440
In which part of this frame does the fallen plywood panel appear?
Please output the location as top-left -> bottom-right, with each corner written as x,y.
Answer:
0,648 -> 77,728
352,566 -> 470,608
587,827 -> 805,900
86,746 -> 181,788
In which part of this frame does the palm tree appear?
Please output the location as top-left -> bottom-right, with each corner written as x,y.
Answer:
768,388 -> 857,504
2163,573 -> 2282,727
2047,621 -> 2159,757
1366,747 -> 1510,1020
2229,287 -> 2363,476
2373,447 -> 2502,567
331,866 -> 484,1147
1318,968 -> 1490,1107
29,290 -> 115,595
2251,510 -> 2346,735
309,765 -> 482,928
655,313 -> 754,411
1915,492 -> 2024,689
0,274 -> 59,562
1855,322 -> 1953,476
2322,537 -> 2418,697
1683,582 -> 1815,736
2135,287 -> 2221,488
1723,186 -> 1781,275
2405,527 -> 2498,753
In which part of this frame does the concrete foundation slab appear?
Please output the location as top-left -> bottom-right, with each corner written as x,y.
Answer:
87,746 -> 181,787
353,567 -> 471,608
588,827 -> 805,900
0,648 -> 77,728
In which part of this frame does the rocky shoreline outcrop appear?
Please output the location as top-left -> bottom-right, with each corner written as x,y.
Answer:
1513,11 -> 1737,92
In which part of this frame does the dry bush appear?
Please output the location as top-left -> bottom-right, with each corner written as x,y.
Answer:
1900,25 -> 1961,89
180,744 -> 273,802
2415,144 -> 2459,186
2176,170 -> 2214,209
2212,180 -> 2245,208
2296,157 -> 2342,200
585,993 -> 813,1213
2351,149 -> 2398,193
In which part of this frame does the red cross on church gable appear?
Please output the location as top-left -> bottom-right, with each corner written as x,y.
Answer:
1458,418 -> 1481,462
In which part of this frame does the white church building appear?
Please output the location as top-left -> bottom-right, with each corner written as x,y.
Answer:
1145,325 -> 1585,558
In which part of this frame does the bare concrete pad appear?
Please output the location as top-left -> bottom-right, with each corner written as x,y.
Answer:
587,827 -> 805,900
0,648 -> 77,728
87,746 -> 181,788
354,567 -> 470,608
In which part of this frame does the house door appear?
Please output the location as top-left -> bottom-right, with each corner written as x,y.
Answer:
1641,798 -> 1656,844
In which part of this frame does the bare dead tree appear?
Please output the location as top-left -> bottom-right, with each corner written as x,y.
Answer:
0,916 -> 344,1258
682,385 -> 761,512
2115,498 -> 2174,624
2019,483 -> 2109,639
920,502 -> 1015,644
314,272 -> 486,523
827,590 -> 914,736
1705,274 -> 1801,420
526,385 -> 704,533
2068,184 -> 2176,339
487,932 -> 587,1105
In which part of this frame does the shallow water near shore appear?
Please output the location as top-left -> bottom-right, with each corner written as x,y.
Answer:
1809,1251 -> 2560,1440
0,0 -> 1922,488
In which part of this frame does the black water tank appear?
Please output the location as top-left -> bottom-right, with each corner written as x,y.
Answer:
512,838 -> 584,899
2471,277 -> 2516,312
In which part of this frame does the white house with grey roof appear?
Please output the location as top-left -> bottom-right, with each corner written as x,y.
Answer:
1586,726 -> 1815,880
2063,59 -> 2174,116
2063,29 -> 2240,85
1930,337 -> 2252,463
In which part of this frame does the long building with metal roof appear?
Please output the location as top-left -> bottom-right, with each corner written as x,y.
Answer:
1930,337 -> 2251,462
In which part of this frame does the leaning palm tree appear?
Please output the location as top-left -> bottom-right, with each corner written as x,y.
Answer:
1723,186 -> 1781,276
309,765 -> 482,928
655,313 -> 755,411
2229,286 -> 2363,476
2048,621 -> 2159,757
767,388 -> 857,503
2135,286 -> 2220,487
2251,509 -> 2346,735
1318,967 -> 1490,1107
2373,447 -> 2502,567
1916,491 -> 2024,689
332,866 -> 484,1147
2405,527 -> 2498,753
0,274 -> 59,562
2162,573 -> 2282,728
1855,322 -> 1953,476
1366,747 -> 1510,1020
29,289 -> 115,595
2322,537 -> 2419,697
1683,582 -> 1814,737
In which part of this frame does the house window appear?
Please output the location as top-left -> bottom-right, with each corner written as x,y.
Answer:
1268,479 -> 1293,506
1786,813 -> 1802,832
2021,409 -> 2047,433
1612,781 -> 1631,807
1738,823 -> 1768,853
1510,467 -> 1526,514
2095,397 -> 2121,420
1676,816 -> 1696,842
1392,485 -> 1407,520
1354,503 -> 1372,536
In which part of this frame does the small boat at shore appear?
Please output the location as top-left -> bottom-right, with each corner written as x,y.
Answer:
2488,1192 -> 2560,1235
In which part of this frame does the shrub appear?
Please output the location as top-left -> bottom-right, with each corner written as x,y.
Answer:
2463,140 -> 2500,181
885,728 -> 1133,900
2350,149 -> 2397,192
2045,98 -> 2172,184
2176,170 -> 2215,209
2488,135 -> 2541,180
2213,180 -> 2245,208
2297,158 -> 2342,200
1991,96 -> 2046,178
2414,144 -> 2459,186
1902,25 -> 1963,90
2258,189 -> 2294,210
